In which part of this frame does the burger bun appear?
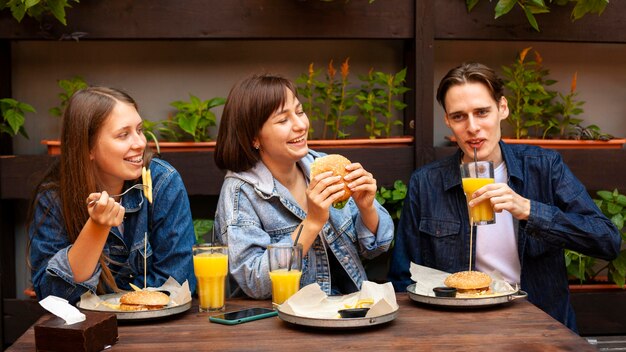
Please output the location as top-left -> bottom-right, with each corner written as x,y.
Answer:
310,154 -> 352,207
444,270 -> 492,296
119,290 -> 170,311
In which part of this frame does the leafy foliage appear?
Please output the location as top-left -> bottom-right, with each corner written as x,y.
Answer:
159,95 -> 226,142
0,0 -> 80,26
501,47 -> 611,140
375,180 -> 407,222
0,97 -> 35,138
466,0 -> 609,32
49,76 -> 89,117
296,59 -> 409,140
565,189 -> 626,287
193,219 -> 214,245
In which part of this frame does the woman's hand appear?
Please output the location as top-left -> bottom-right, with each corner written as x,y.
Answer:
469,183 -> 531,220
86,191 -> 125,227
344,163 -> 377,211
306,171 -> 346,226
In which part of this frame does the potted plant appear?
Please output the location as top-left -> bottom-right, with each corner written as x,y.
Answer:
1,0 -> 79,25
296,58 -> 413,148
143,94 -> 226,153
500,47 -> 625,149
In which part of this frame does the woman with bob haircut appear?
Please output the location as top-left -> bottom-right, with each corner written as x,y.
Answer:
28,87 -> 196,304
214,73 -> 394,298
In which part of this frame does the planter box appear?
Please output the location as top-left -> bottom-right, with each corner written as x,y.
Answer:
42,136 -> 415,155
446,136 -> 626,150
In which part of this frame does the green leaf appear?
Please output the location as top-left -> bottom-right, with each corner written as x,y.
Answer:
597,190 -> 613,202
523,6 -> 540,31
466,0 -> 480,12
494,0 -> 516,19
46,0 -> 68,25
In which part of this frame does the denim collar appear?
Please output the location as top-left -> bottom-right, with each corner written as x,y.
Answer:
444,140 -> 524,192
225,149 -> 321,198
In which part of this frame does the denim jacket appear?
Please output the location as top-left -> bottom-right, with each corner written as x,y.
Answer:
214,149 -> 394,299
30,158 -> 197,304
388,141 -> 621,331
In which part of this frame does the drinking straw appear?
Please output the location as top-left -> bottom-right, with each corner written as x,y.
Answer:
469,220 -> 473,271
144,232 -> 147,289
288,224 -> 304,271
473,147 -> 478,171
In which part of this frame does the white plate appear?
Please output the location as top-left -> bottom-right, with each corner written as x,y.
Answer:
407,284 -> 527,308
76,292 -> 192,320
276,305 -> 398,329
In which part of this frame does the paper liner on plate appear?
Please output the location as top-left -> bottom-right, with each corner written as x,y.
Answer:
79,276 -> 191,311
278,281 -> 398,319
409,263 -> 518,298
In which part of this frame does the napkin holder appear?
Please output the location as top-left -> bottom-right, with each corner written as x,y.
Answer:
34,311 -> 118,352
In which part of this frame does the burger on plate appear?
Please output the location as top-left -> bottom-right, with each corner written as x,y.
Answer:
444,270 -> 492,296
310,154 -> 352,209
119,290 -> 170,311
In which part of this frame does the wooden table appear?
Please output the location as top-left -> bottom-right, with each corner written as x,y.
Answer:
8,293 -> 594,351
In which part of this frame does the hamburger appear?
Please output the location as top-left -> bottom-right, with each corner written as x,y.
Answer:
119,290 -> 170,311
444,271 -> 492,296
310,154 -> 353,209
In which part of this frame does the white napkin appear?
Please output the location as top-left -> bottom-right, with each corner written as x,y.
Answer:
39,296 -> 86,325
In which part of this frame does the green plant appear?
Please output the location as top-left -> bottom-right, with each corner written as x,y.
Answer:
501,47 -> 557,139
193,219 -> 214,245
0,97 -> 34,138
49,76 -> 89,117
501,47 -> 613,140
466,0 -> 609,32
0,0 -> 79,25
565,189 -> 626,287
296,60 -> 408,140
375,180 -> 407,222
159,94 -> 226,142
356,68 -> 409,139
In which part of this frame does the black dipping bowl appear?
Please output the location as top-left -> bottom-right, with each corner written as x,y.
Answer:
433,286 -> 457,297
338,307 -> 370,318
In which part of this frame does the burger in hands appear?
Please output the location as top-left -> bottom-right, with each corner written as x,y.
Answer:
444,270 -> 492,296
310,154 -> 352,209
119,290 -> 170,311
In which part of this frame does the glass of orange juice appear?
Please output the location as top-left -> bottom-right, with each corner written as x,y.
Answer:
460,161 -> 495,225
268,243 -> 302,306
193,244 -> 228,312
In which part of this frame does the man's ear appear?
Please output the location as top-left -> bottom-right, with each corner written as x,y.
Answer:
499,96 -> 509,121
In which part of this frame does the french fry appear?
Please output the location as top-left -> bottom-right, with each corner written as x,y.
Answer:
141,167 -> 153,203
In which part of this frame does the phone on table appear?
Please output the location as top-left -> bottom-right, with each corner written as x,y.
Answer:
209,307 -> 277,325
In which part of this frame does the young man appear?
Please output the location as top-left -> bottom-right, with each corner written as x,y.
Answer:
388,62 -> 621,332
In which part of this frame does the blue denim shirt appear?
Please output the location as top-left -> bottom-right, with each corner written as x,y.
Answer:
388,141 -> 621,331
29,158 -> 197,304
214,149 -> 394,299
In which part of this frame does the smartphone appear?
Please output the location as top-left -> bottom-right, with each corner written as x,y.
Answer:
209,307 -> 277,325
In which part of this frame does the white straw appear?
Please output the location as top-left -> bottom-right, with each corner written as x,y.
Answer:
469,218 -> 473,272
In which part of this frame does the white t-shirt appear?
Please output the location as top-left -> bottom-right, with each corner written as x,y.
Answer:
475,162 -> 521,284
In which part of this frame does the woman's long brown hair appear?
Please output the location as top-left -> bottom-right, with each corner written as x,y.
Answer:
28,86 -> 153,294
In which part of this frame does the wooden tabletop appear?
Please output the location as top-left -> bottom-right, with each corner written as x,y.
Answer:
8,293 -> 594,351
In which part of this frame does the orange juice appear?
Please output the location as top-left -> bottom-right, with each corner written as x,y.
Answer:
193,252 -> 228,311
462,177 -> 495,224
269,269 -> 302,305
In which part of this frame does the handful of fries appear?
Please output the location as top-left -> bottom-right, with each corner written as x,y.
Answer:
141,166 -> 153,203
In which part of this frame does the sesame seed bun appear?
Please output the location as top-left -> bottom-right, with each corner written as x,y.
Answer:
444,271 -> 492,295
310,154 -> 352,207
119,290 -> 169,311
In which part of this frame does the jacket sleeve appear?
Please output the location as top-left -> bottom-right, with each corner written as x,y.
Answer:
524,153 -> 621,260
353,200 -> 394,259
388,172 -> 422,292
29,192 -> 100,304
146,166 -> 197,292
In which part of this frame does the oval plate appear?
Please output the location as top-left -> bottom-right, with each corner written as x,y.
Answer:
407,284 -> 527,308
76,293 -> 192,321
276,306 -> 398,329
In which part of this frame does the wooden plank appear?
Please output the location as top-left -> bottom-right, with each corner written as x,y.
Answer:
0,0 -> 414,40
434,0 -> 626,43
